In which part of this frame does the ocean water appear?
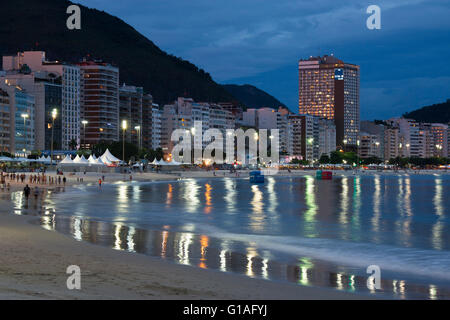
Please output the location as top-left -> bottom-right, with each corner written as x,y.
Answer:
10,173 -> 450,299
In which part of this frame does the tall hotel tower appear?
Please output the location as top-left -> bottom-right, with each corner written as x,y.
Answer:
78,60 -> 119,148
299,55 -> 360,150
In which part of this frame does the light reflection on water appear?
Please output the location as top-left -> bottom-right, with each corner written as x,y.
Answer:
4,174 -> 450,299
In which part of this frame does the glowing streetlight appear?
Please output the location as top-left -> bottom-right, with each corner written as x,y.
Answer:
50,109 -> 58,165
122,120 -> 127,162
82,120 -> 88,149
135,125 -> 141,150
21,113 -> 29,154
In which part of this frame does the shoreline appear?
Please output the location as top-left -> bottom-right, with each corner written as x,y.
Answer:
0,171 -> 370,300
1,169 -> 449,299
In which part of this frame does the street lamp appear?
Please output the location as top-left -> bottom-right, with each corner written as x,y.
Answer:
135,125 -> 141,151
51,109 -> 57,166
122,120 -> 127,162
82,120 -> 88,149
190,127 -> 196,164
357,139 -> 360,168
21,113 -> 29,155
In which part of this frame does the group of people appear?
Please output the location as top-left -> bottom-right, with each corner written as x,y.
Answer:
1,172 -> 67,186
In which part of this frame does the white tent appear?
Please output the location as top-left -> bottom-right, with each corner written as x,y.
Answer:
88,155 -> 105,166
37,155 -> 51,163
96,157 -> 106,166
100,149 -> 121,164
73,155 -> 89,165
168,159 -> 182,166
88,155 -> 97,164
156,159 -> 168,165
59,155 -> 74,164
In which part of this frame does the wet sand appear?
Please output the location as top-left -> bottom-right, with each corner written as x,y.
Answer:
0,170 -> 378,299
7,168 -> 445,299
0,205 -> 365,299
1,169 -> 447,299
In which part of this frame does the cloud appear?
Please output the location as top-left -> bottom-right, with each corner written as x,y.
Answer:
74,0 -> 450,118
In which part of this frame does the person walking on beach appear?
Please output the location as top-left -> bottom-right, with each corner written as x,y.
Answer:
34,187 -> 39,199
23,184 -> 31,198
63,176 -> 66,185
98,178 -> 102,188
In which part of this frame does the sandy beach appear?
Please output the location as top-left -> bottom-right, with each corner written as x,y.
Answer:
0,169 -> 375,300
2,168 -> 448,299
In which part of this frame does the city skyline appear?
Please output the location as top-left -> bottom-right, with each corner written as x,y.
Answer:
74,0 -> 450,120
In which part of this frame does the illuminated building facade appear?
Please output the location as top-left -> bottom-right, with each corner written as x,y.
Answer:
299,55 -> 360,150
78,60 -> 119,147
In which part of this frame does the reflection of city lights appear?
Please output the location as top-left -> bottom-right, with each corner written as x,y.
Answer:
262,258 -> 269,280
199,235 -> 209,269
432,178 -> 444,250
127,227 -> 136,252
250,185 -> 265,231
166,184 -> 173,206
204,184 -> 212,214
73,218 -> 82,241
336,273 -> 344,290
298,257 -> 313,286
184,180 -> 200,213
371,175 -> 381,236
161,230 -> 168,258
178,233 -> 193,265
246,248 -> 258,278
429,284 -> 438,300
114,224 -> 122,250
304,176 -> 317,237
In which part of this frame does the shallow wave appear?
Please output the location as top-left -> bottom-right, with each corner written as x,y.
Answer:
196,224 -> 450,281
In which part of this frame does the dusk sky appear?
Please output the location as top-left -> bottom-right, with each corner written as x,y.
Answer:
75,0 -> 450,120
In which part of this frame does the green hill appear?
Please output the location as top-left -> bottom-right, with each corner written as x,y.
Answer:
0,0 -> 237,105
403,99 -> 450,123
222,84 -> 286,110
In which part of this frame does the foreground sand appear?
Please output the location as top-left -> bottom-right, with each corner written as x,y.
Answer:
0,211 -> 365,299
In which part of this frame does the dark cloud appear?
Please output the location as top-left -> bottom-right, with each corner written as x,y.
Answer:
76,0 -> 450,119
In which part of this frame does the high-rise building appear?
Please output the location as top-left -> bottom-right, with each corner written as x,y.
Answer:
287,114 -> 319,162
0,88 -> 11,153
2,51 -> 81,151
61,65 -> 81,150
119,85 -> 143,147
142,94 -> 162,150
384,127 -> 400,160
430,123 -> 448,157
318,118 -> 336,158
78,60 -> 119,148
387,118 -> 421,157
0,83 -> 35,155
360,121 -> 385,160
299,55 -> 360,150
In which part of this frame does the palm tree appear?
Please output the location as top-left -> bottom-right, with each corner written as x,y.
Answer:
69,139 -> 77,150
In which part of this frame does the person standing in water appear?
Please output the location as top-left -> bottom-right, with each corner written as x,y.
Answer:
23,184 -> 31,198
